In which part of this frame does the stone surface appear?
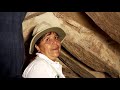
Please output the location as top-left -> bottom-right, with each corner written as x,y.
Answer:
22,12 -> 120,78
86,12 -> 120,44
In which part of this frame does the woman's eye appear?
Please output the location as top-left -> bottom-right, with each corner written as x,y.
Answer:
46,38 -> 49,41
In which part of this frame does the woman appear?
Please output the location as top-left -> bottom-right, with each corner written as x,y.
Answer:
22,23 -> 66,78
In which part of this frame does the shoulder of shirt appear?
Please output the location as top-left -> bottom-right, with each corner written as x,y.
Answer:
26,56 -> 49,69
22,56 -> 51,78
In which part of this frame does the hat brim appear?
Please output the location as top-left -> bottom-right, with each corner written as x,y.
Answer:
29,27 -> 66,54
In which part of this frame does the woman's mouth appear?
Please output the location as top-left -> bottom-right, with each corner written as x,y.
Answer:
53,47 -> 59,50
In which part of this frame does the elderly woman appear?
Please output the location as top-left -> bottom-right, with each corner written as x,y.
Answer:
22,23 -> 66,78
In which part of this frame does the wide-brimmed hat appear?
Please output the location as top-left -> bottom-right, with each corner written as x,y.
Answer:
29,22 -> 66,54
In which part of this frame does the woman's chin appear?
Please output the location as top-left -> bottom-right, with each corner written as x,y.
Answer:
52,53 -> 60,58
54,53 -> 60,57
49,54 -> 60,61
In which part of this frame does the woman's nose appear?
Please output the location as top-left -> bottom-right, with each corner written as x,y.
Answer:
52,39 -> 57,44
51,39 -> 59,45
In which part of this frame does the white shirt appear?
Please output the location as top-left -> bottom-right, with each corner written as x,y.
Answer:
22,53 -> 65,78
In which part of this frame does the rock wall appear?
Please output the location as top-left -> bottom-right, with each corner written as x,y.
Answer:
22,12 -> 120,78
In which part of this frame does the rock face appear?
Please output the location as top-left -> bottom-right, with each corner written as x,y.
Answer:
86,12 -> 120,45
22,12 -> 120,78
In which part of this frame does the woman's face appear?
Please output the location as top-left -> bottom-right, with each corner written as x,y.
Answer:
35,32 -> 61,61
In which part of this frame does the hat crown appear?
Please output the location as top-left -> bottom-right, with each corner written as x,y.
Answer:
32,12 -> 63,36
32,22 -> 52,36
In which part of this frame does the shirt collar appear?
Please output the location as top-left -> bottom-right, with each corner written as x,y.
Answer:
36,53 -> 65,78
36,53 -> 59,65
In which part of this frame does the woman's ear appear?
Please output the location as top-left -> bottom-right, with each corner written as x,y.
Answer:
35,44 -> 40,52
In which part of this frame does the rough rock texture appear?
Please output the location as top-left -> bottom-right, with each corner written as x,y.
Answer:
86,12 -> 120,44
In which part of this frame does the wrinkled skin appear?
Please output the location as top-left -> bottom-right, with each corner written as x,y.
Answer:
35,32 -> 61,61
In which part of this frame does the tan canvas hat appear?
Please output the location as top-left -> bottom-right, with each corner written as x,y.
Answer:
29,22 -> 66,54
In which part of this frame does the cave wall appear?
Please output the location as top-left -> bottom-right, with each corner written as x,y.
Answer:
22,12 -> 120,78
